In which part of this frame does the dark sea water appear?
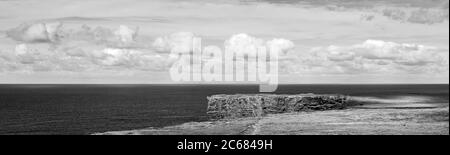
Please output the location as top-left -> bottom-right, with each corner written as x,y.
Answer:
0,84 -> 448,135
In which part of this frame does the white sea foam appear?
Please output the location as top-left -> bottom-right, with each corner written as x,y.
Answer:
350,96 -> 433,104
349,96 -> 445,108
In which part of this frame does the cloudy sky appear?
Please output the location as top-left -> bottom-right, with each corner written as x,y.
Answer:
0,0 -> 448,84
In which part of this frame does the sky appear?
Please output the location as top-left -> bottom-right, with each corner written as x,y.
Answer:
0,0 -> 448,84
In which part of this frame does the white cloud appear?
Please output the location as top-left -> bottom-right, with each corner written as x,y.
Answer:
14,44 -> 49,65
6,22 -> 145,50
152,32 -> 196,53
93,48 -> 137,66
114,25 -> 139,44
1,21 -> 447,83
15,44 -> 28,55
6,22 -> 62,43
2,31 -> 299,74
63,24 -> 144,48
290,40 -> 449,75
90,48 -> 174,71
266,38 -> 295,56
224,33 -> 294,59
2,24 -> 188,74
1,44 -> 177,73
224,33 -> 263,58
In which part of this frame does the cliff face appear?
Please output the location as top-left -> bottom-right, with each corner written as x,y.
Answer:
207,94 -> 348,119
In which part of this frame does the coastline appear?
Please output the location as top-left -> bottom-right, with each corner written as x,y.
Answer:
95,94 -> 449,135
95,106 -> 449,135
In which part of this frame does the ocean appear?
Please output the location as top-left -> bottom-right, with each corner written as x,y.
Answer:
0,84 -> 448,135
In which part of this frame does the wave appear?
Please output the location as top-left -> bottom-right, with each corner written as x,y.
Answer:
348,95 -> 448,109
350,96 -> 434,104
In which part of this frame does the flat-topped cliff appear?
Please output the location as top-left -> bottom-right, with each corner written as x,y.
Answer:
95,94 -> 448,135
207,94 -> 348,119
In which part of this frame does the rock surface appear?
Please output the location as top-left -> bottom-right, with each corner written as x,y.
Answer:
94,94 -> 449,135
96,107 -> 449,135
207,94 -> 347,119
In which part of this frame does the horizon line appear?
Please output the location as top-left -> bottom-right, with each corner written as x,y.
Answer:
0,83 -> 448,85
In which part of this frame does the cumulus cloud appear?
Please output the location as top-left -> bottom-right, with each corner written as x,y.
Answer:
114,25 -> 139,44
14,44 -> 50,65
2,30 -> 299,75
1,43 -> 175,73
1,23 -> 180,73
6,22 -> 143,50
91,48 -> 138,66
152,32 -> 196,53
292,40 -> 449,75
61,24 -> 142,48
266,38 -> 295,56
0,44 -> 57,72
224,33 -> 294,58
3,23 -> 446,81
224,33 -> 264,57
6,22 -> 62,43
15,44 -> 28,55
151,32 -> 295,60
102,48 -> 179,71
89,48 -> 173,71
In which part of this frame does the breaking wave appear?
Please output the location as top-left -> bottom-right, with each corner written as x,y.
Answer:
350,96 -> 434,104
348,95 -> 448,109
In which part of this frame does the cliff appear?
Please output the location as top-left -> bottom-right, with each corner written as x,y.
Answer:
207,94 -> 348,119
96,95 -> 448,135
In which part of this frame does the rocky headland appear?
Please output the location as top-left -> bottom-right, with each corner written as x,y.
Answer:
95,94 -> 449,135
